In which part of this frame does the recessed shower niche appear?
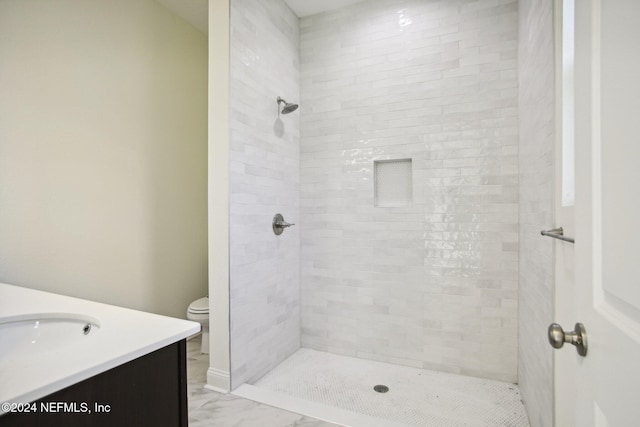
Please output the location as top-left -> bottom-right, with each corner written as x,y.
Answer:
374,158 -> 413,207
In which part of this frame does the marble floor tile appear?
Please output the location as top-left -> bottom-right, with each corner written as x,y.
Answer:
187,337 -> 339,427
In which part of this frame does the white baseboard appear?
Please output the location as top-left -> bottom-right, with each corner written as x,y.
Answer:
205,367 -> 230,393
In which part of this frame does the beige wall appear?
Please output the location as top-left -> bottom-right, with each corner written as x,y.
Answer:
0,0 -> 208,319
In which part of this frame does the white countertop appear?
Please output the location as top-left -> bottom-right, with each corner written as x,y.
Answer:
0,283 -> 200,410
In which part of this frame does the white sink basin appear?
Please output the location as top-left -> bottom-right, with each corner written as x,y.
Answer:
0,283 -> 199,409
0,313 -> 100,362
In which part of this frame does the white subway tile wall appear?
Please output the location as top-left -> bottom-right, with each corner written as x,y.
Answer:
517,1 -> 554,426
300,0 -> 519,382
229,0 -> 301,388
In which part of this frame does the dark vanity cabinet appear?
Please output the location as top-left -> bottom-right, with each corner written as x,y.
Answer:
2,340 -> 188,427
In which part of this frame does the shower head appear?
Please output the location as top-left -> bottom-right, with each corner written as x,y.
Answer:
277,96 -> 299,114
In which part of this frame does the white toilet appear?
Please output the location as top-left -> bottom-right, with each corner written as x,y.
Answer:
187,296 -> 209,354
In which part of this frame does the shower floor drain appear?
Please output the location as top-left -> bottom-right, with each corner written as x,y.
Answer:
373,384 -> 389,393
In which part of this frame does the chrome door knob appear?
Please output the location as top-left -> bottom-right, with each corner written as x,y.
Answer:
548,322 -> 588,356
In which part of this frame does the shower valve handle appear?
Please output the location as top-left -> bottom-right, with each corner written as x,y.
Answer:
272,214 -> 294,235
275,220 -> 294,228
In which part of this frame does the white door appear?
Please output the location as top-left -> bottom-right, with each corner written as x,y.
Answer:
554,0 -> 640,426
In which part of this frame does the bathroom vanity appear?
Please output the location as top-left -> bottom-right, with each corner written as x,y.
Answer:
0,283 -> 200,426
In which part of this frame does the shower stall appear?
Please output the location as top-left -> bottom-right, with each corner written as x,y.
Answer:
218,0 -> 554,425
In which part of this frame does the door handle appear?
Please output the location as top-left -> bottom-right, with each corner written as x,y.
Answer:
548,323 -> 588,356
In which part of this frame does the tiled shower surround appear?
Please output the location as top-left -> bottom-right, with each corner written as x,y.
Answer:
517,0 -> 554,426
229,0 -> 300,388
300,0 -> 519,382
